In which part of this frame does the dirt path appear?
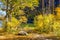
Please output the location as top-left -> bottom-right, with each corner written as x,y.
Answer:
0,33 -> 59,40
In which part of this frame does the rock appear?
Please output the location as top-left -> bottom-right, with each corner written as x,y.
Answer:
17,31 -> 28,36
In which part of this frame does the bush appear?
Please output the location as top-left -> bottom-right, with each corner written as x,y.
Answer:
6,15 -> 27,34
34,14 -> 55,33
53,6 -> 60,36
53,20 -> 60,36
34,13 -> 60,36
7,17 -> 20,34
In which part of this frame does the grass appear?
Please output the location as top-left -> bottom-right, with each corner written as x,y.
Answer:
21,23 -> 35,28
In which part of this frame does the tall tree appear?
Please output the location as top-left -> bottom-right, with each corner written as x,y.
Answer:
1,0 -> 39,32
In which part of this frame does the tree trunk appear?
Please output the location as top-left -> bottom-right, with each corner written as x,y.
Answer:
5,0 -> 9,32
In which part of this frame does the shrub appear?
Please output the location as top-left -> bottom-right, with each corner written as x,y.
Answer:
7,17 -> 20,34
34,14 -> 55,33
53,6 -> 60,36
6,16 -> 27,34
53,20 -> 60,36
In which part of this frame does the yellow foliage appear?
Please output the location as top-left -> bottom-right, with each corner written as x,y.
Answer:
34,14 -> 55,27
37,15 -> 43,19
34,14 -> 55,33
20,16 -> 27,23
34,15 -> 44,27
52,20 -> 60,36
7,17 -> 19,27
55,6 -> 60,18
18,10 -> 25,15
7,16 -> 27,28
53,21 -> 60,29
6,16 -> 27,34
55,7 -> 60,12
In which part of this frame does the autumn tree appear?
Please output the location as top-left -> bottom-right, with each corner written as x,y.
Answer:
1,0 -> 39,34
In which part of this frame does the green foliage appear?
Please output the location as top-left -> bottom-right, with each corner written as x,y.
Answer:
21,23 -> 35,28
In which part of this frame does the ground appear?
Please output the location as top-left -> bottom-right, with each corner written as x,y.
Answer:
0,33 -> 60,40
